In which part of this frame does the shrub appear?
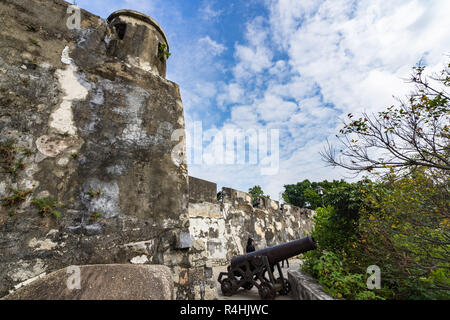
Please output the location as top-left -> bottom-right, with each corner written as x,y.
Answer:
1,189 -> 32,207
302,206 -> 382,300
32,197 -> 62,219
304,251 -> 382,300
355,171 -> 450,299
309,205 -> 358,255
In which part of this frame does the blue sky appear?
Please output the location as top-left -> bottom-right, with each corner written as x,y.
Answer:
75,0 -> 450,199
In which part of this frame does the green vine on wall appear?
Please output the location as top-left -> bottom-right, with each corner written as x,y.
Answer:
158,42 -> 171,61
32,197 -> 63,219
1,189 -> 33,207
0,139 -> 35,176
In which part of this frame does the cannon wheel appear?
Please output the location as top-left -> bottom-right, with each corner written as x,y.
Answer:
243,282 -> 254,290
221,278 -> 237,296
258,282 -> 276,300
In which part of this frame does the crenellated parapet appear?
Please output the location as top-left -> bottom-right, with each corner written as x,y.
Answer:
188,176 -> 315,266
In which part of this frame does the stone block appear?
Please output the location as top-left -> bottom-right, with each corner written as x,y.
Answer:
176,231 -> 192,249
288,270 -> 334,300
3,264 -> 174,300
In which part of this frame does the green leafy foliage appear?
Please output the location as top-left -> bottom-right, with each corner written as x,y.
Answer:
304,173 -> 449,299
314,206 -> 357,253
302,206 -> 385,300
283,180 -> 314,208
305,60 -> 449,300
32,197 -> 63,219
1,189 -> 32,207
0,140 -> 34,176
89,211 -> 102,223
322,180 -> 368,220
248,185 -> 269,204
304,251 -> 382,300
86,188 -> 102,199
282,179 -> 356,209
354,171 -> 450,299
323,60 -> 450,174
158,42 -> 171,61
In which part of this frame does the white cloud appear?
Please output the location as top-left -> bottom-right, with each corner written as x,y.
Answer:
230,105 -> 259,125
200,2 -> 223,20
194,81 -> 217,98
257,94 -> 298,122
217,83 -> 245,109
232,17 -> 274,79
190,0 -> 450,199
279,0 -> 450,114
198,36 -> 227,56
90,0 -> 448,199
234,45 -> 273,75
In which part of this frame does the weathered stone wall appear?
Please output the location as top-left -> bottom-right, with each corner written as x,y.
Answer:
0,0 -> 211,299
288,270 -> 334,300
189,176 -> 217,204
0,0 -> 313,300
188,177 -> 315,266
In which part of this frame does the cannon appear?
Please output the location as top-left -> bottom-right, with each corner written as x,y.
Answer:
218,236 -> 317,299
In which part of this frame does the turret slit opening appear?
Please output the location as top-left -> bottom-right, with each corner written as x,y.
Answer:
114,23 -> 127,40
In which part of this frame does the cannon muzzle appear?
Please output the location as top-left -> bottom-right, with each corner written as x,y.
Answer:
231,235 -> 317,267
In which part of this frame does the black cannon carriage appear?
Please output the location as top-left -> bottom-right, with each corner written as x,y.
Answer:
218,236 -> 317,299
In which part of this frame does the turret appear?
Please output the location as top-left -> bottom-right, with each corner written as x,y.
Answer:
107,10 -> 169,78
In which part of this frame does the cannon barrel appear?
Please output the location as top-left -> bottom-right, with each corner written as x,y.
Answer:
231,235 -> 317,267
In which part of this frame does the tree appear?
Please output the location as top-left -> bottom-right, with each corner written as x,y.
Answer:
355,171 -> 450,299
304,188 -> 322,209
322,180 -> 368,220
322,61 -> 450,176
248,185 -> 268,204
315,58 -> 450,299
282,179 -> 355,209
282,180 -> 312,208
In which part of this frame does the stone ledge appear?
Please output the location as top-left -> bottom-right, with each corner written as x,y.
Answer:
2,264 -> 174,300
288,270 -> 334,300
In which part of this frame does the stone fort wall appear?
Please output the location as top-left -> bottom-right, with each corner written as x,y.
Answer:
0,0 -> 210,299
188,177 -> 315,266
0,0 -> 314,300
